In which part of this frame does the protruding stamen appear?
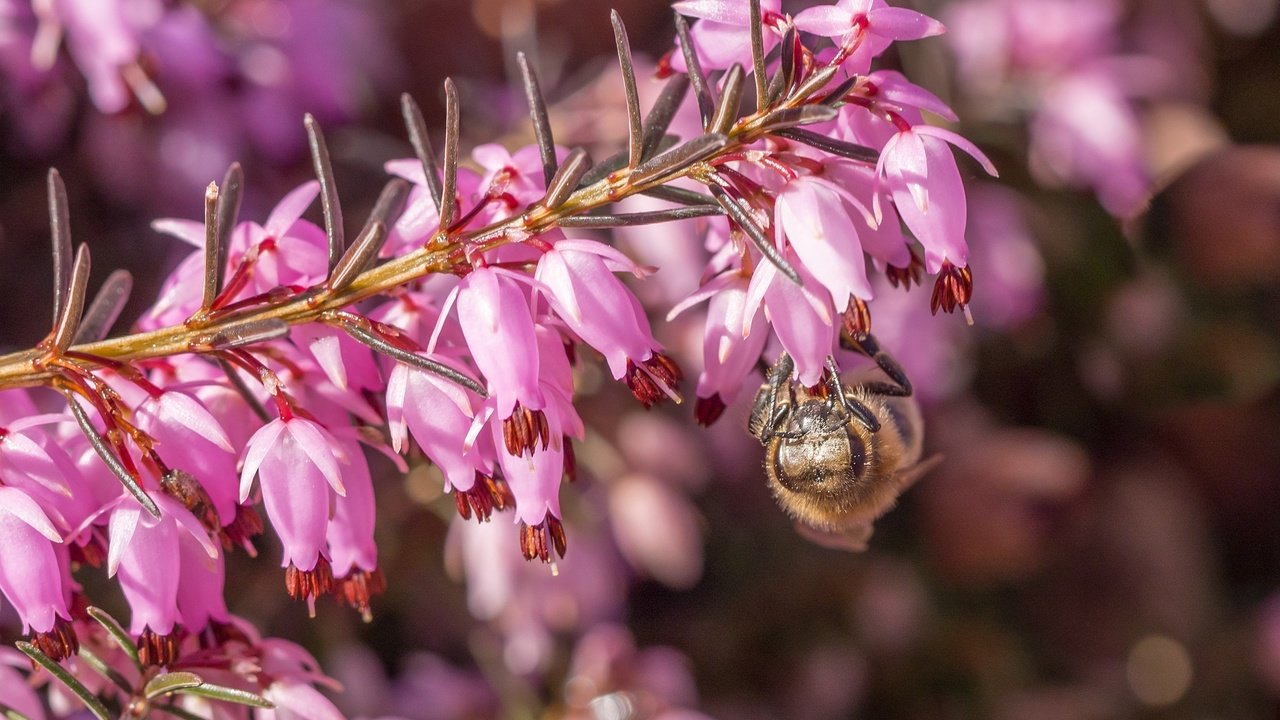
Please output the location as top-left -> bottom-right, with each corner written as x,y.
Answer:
520,516 -> 567,564
930,262 -> 974,315
840,298 -> 872,339
502,403 -> 550,457
221,505 -> 264,555
137,626 -> 181,667
886,250 -> 925,289
562,439 -> 577,483
335,569 -> 386,622
30,618 -> 79,662
285,558 -> 334,613
625,352 -> 685,409
454,472 -> 515,522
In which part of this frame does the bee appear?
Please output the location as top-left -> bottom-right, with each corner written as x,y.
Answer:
748,333 -> 938,549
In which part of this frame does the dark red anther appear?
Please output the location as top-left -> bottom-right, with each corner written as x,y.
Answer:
930,261 -> 974,315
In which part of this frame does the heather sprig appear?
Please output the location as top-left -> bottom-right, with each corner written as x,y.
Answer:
0,1 -> 995,715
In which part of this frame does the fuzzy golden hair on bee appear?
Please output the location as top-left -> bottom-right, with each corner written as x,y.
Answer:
749,336 -> 936,546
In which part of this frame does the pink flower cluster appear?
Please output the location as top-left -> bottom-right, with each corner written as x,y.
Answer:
0,0 -> 1004,714
0,0 -> 395,206
945,0 -> 1152,216
665,0 -> 994,421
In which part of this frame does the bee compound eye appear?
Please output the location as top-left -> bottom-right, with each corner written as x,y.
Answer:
844,426 -> 867,478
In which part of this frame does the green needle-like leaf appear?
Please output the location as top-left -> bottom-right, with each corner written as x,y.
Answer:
86,605 -> 143,673
16,642 -> 111,720
178,683 -> 275,709
145,671 -> 205,700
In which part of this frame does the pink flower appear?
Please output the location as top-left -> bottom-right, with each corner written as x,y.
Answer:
536,238 -> 657,379
876,123 -> 998,272
240,417 -> 346,579
795,0 -> 945,72
135,388 -> 237,525
745,257 -> 837,386
176,523 -> 230,632
1030,72 -> 1147,217
386,356 -> 486,494
775,174 -> 875,307
668,272 -> 769,425
384,159 -> 482,251
0,649 -> 45,720
47,0 -> 150,113
143,181 -> 327,329
108,494 -> 219,663
608,474 -> 704,589
456,267 -> 544,420
260,680 -> 346,720
0,487 -> 70,636
671,0 -> 784,72
489,326 -> 581,552
292,324 -> 383,394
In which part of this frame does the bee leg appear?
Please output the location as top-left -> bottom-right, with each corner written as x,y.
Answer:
839,332 -> 912,397
750,352 -> 795,442
825,356 -> 881,433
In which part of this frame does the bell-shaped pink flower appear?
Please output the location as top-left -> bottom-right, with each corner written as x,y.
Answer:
795,0 -> 944,73
671,0 -> 783,72
240,417 -> 346,574
536,238 -> 659,380
877,123 -> 997,272
0,415 -> 95,530
456,267 -> 544,419
745,257 -> 837,387
326,440 -> 376,579
50,0 -> 145,113
135,388 -> 237,526
490,326 -> 581,540
142,181 -> 328,329
176,520 -> 230,632
109,494 -> 218,663
0,487 -> 70,636
822,160 -> 912,270
472,143 -> 566,209
261,679 -> 347,720
387,357 -> 485,493
775,175 -> 875,308
668,272 -> 769,425
291,324 -> 382,394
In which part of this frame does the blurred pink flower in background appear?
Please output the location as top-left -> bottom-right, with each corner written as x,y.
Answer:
946,0 -> 1157,216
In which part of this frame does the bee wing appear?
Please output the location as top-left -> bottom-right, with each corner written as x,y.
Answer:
891,453 -> 943,496
794,519 -> 875,552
